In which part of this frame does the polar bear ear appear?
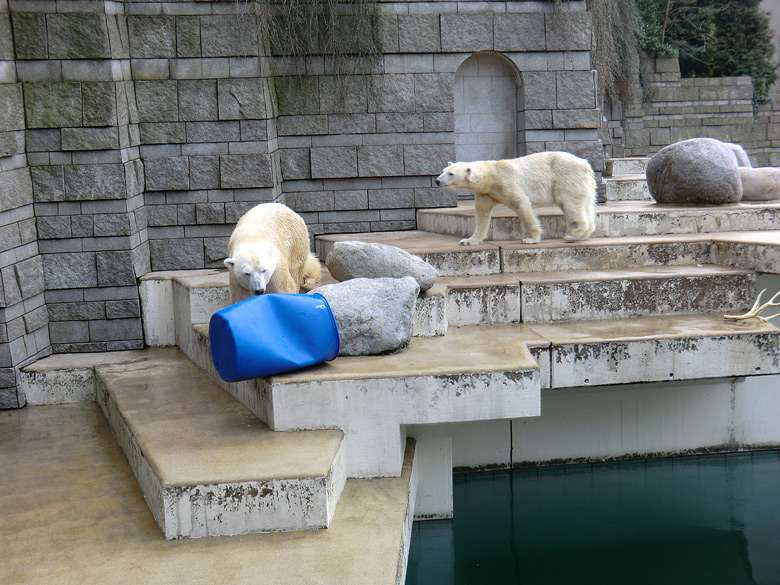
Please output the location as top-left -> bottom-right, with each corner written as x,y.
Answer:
466,166 -> 480,183
224,257 -> 235,269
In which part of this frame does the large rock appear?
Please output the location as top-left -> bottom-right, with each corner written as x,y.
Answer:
326,241 -> 438,292
646,138 -> 743,204
311,276 -> 420,356
739,166 -> 780,201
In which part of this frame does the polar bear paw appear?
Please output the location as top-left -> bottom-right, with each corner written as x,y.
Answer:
459,237 -> 483,246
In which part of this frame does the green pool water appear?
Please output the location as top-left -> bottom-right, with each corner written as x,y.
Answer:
406,451 -> 780,585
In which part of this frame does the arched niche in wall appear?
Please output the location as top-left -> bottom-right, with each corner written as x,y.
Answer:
453,51 -> 524,164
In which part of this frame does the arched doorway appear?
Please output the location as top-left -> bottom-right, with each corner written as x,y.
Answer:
453,52 -> 524,163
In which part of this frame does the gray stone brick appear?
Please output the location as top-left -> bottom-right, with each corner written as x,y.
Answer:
0,85 -> 24,133
48,301 -> 105,321
24,83 -> 82,129
106,299 -> 140,319
280,148 -> 311,181
358,145 -> 404,177
23,305 -> 48,334
277,115 -> 328,136
204,237 -> 230,266
328,114 -> 376,134
376,113 -> 424,133
135,80 -> 178,123
219,153 -> 273,188
274,76 -> 320,116
414,74 -> 454,113
71,216 -> 94,237
1,266 -> 21,307
368,74 -> 415,113
523,72 -> 557,110
334,190 -> 368,210
96,250 -> 136,287
139,122 -> 186,144
201,14 -> 258,57
82,82 -> 118,127
49,320 -> 89,345
44,252 -> 97,289
30,166 -> 65,204
178,79 -> 218,121
288,192 -> 334,212
186,121 -> 240,143
150,238 -> 205,270
128,15 -> 176,58
494,13 -> 545,51
240,120 -> 269,141
2,167 -> 34,211
176,15 -> 201,57
398,15 -> 441,53
147,204 -> 177,227
89,318 -> 143,342
0,131 -> 21,157
16,60 -> 62,83
19,218 -> 38,246
0,224 -> 22,254
553,109 -> 600,129
195,203 -> 225,224
404,143 -> 454,176
11,12 -> 47,59
94,214 -> 131,237
37,215 -> 71,239
440,14 -> 493,52
144,157 -> 189,191
415,187 -> 456,208
311,146 -> 358,179
26,129 -> 61,153
557,71 -> 596,109
319,76 -> 368,115
0,15 -> 13,61
368,188 -> 414,209
190,156 -> 221,189
64,164 -> 126,200
218,78 -> 268,120
47,13 -> 111,59
545,12 -> 592,51
319,210 -> 379,224
15,255 -> 44,299
61,127 -> 119,151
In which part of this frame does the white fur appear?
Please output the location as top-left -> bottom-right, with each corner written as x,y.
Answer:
224,202 -> 321,303
436,152 -> 597,245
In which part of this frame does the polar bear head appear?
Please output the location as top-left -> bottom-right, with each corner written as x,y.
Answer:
224,242 -> 280,296
435,161 -> 484,190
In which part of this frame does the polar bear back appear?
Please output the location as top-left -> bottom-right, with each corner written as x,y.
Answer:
228,202 -> 309,259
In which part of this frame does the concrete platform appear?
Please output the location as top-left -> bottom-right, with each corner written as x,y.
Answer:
94,348 -> 346,539
0,403 -> 416,585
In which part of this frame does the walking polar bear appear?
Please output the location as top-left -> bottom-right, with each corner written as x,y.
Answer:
435,152 -> 597,245
224,202 -> 321,303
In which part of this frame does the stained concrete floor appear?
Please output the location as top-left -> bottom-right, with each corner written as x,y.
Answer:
0,403 -> 413,585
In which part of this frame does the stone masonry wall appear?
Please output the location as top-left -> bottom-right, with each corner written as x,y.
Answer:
606,56 -> 780,166
0,1 -> 49,409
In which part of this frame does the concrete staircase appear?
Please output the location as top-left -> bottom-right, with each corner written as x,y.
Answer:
19,158 -> 780,581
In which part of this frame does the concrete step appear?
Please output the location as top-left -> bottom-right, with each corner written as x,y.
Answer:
183,322 -> 543,479
529,312 -> 780,388
416,201 -> 780,242
437,264 -> 755,325
603,174 -> 652,201
605,157 -> 649,177
94,348 -> 346,539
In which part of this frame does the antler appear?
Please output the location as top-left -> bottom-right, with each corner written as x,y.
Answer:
724,288 -> 780,322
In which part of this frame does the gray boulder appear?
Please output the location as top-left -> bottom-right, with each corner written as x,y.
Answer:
646,138 -> 743,204
326,241 -> 438,292
311,276 -> 420,356
725,142 -> 752,167
739,166 -> 780,201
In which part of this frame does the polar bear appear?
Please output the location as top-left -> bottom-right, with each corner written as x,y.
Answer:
435,152 -> 597,245
224,202 -> 321,303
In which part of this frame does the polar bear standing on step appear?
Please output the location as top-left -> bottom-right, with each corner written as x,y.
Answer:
435,152 -> 597,245
224,202 -> 321,303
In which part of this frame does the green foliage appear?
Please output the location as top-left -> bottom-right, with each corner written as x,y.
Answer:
637,0 -> 778,104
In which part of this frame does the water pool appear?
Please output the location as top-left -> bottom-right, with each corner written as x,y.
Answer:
407,451 -> 780,585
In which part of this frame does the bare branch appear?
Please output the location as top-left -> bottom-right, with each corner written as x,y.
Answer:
724,289 -> 780,322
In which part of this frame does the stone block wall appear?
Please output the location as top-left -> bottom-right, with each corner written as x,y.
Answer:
0,2 -> 49,408
607,56 -> 780,166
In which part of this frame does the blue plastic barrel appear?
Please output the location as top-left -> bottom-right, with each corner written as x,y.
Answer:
209,293 -> 340,383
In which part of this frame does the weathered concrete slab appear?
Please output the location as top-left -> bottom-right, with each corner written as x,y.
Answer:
603,175 -> 652,201
1,403 -> 417,585
188,323 -> 542,478
94,348 -> 346,539
605,157 -> 649,177
529,313 -> 780,389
